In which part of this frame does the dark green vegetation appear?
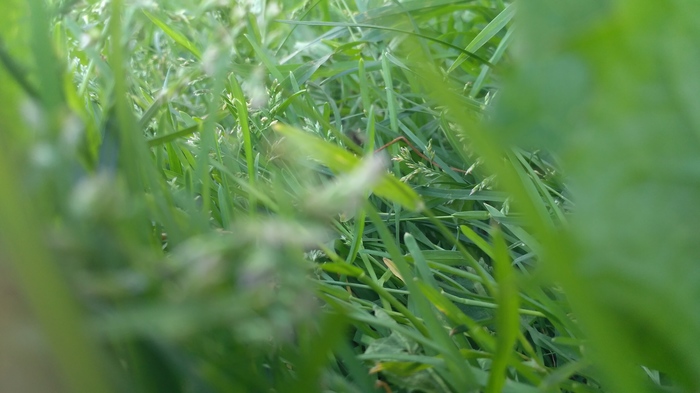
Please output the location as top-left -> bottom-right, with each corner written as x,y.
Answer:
1,0 -> 699,392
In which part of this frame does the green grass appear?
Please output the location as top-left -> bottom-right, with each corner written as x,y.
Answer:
1,0 -> 700,392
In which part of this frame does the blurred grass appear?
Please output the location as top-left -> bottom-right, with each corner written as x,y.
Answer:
0,0 -> 698,392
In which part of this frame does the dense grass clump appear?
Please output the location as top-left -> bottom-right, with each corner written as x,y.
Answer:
1,1 -> 700,392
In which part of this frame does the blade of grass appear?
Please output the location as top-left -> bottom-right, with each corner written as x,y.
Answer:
485,225 -> 520,393
320,257 -> 428,338
459,224 -> 494,259
147,123 -> 201,147
273,123 -> 424,212
365,203 -> 476,389
469,27 -> 514,98
278,20 -> 496,69
142,10 -> 202,60
29,0 -> 62,116
359,58 -> 372,118
0,38 -> 39,99
245,33 -> 284,82
381,54 -> 399,134
447,3 -> 515,74
227,75 -> 257,214
414,59 -> 556,250
404,233 -> 438,290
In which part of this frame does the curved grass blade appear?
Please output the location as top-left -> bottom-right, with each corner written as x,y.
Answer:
277,20 -> 496,69
469,27 -> 514,98
447,3 -> 515,74
142,10 -> 202,60
273,123 -> 424,212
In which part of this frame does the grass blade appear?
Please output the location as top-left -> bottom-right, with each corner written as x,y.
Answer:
226,75 -> 257,213
447,3 -> 515,74
142,10 -> 202,60
485,225 -> 520,393
273,123 -> 424,212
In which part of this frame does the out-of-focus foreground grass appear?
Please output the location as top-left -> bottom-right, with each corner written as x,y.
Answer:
1,0 -> 700,392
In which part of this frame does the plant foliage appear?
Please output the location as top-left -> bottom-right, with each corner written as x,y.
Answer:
0,0 -> 698,392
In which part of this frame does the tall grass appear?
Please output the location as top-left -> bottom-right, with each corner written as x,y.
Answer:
1,0 -> 699,392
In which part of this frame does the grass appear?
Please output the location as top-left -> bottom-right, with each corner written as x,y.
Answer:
1,0 -> 699,392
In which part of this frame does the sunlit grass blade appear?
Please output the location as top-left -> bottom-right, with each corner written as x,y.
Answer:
460,224 -> 494,259
142,10 -> 202,60
273,123 -> 424,212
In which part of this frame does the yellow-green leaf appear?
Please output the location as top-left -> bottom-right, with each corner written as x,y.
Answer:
273,123 -> 424,211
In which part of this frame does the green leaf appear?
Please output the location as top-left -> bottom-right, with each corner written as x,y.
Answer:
486,226 -> 520,393
415,282 -> 495,352
146,123 -> 200,147
277,20 -> 496,69
404,233 -> 438,290
501,0 -> 700,391
142,10 -> 202,60
452,211 -> 490,221
320,262 -> 365,278
245,34 -> 284,82
448,3 -> 515,74
460,224 -> 494,259
272,123 -> 424,211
